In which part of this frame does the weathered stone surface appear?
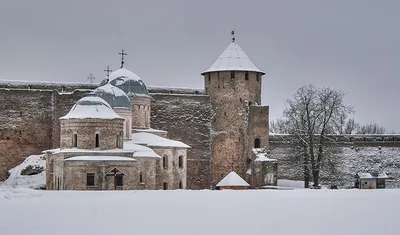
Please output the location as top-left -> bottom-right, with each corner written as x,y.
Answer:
151,93 -> 212,189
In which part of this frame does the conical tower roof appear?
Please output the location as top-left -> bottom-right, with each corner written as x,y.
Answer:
202,42 -> 264,75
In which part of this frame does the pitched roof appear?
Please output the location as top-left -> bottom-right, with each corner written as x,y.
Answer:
132,132 -> 190,148
202,42 -> 264,75
216,171 -> 250,187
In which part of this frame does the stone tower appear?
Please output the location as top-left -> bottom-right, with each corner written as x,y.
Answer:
202,39 -> 269,186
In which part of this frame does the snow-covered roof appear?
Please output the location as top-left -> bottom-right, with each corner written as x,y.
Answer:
357,172 -> 389,179
202,42 -> 265,75
92,83 -> 131,109
216,171 -> 250,187
46,142 -> 161,158
59,95 -> 124,120
100,68 -> 150,98
64,156 -> 136,162
253,148 -> 277,162
132,132 -> 190,148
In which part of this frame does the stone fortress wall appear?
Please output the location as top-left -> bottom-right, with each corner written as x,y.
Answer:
1,81 -> 400,188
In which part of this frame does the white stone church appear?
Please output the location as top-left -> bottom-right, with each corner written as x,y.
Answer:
46,66 -> 190,190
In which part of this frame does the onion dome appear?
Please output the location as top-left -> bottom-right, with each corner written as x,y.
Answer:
92,83 -> 131,109
202,42 -> 264,75
60,95 -> 124,120
100,68 -> 150,98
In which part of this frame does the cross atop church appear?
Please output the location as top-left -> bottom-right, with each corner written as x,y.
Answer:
119,49 -> 127,68
87,73 -> 96,84
231,30 -> 235,43
104,66 -> 112,82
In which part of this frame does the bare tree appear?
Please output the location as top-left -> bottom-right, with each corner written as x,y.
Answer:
282,85 -> 352,188
270,119 -> 288,133
356,123 -> 387,134
344,118 -> 359,134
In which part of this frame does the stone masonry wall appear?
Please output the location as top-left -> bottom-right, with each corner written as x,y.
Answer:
204,71 -> 263,185
150,93 -> 212,189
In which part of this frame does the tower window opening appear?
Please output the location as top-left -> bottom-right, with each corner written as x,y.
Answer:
256,73 -> 260,82
179,156 -> 183,168
163,156 -> 168,169
116,135 -> 120,148
208,74 -> 211,82
231,71 -> 235,79
254,138 -> 261,148
73,134 -> 78,147
95,134 -> 100,148
249,101 -> 253,106
245,72 -> 249,80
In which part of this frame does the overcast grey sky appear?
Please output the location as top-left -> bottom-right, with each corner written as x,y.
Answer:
0,0 -> 399,131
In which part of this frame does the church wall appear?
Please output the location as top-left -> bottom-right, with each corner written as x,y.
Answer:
113,108 -> 132,139
150,93 -> 212,189
153,147 -> 187,190
60,119 -> 124,150
204,71 -> 263,186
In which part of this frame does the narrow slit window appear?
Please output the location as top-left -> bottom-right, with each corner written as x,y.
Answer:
179,156 -> 183,168
73,134 -> 77,147
245,72 -> 249,80
231,71 -> 235,79
95,134 -> 100,148
179,182 -> 183,189
140,174 -> 144,183
163,156 -> 168,169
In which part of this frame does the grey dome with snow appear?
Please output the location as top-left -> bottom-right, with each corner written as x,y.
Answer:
93,83 -> 131,109
100,68 -> 150,98
59,95 -> 123,120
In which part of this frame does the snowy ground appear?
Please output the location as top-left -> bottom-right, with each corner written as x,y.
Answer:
0,187 -> 399,235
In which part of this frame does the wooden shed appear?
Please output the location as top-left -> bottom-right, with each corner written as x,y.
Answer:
355,172 -> 389,189
216,171 -> 250,190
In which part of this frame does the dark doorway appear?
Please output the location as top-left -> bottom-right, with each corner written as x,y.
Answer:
254,138 -> 261,148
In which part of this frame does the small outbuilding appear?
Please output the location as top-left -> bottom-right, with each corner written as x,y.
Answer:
216,171 -> 250,190
355,172 -> 389,189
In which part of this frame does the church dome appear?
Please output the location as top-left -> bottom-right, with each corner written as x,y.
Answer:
60,95 -> 124,120
101,68 -> 150,98
92,83 -> 131,109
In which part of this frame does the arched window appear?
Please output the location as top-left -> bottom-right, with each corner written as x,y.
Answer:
116,135 -> 120,148
178,156 -> 183,168
95,134 -> 100,148
163,182 -> 168,190
254,138 -> 261,148
163,156 -> 168,169
245,71 -> 249,80
179,182 -> 183,189
73,134 -> 78,147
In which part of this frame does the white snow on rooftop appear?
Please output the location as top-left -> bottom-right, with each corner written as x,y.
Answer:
357,172 -> 389,179
123,141 -> 161,158
202,42 -> 264,75
64,156 -> 136,162
109,68 -> 142,82
59,96 -> 124,120
132,132 -> 190,148
216,171 -> 250,187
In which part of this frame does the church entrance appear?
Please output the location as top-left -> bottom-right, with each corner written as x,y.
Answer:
105,168 -> 125,190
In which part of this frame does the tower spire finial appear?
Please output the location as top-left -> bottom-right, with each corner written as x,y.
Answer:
87,73 -> 96,85
119,49 -> 127,68
231,30 -> 235,43
104,66 -> 112,83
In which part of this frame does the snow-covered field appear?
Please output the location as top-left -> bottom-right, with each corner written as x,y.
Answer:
0,187 -> 399,235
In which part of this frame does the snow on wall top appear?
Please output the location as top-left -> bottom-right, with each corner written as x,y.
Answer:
64,156 -> 136,162
132,132 -> 190,148
59,95 -> 124,120
202,42 -> 265,75
253,148 -> 277,162
92,83 -> 131,109
216,171 -> 250,187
